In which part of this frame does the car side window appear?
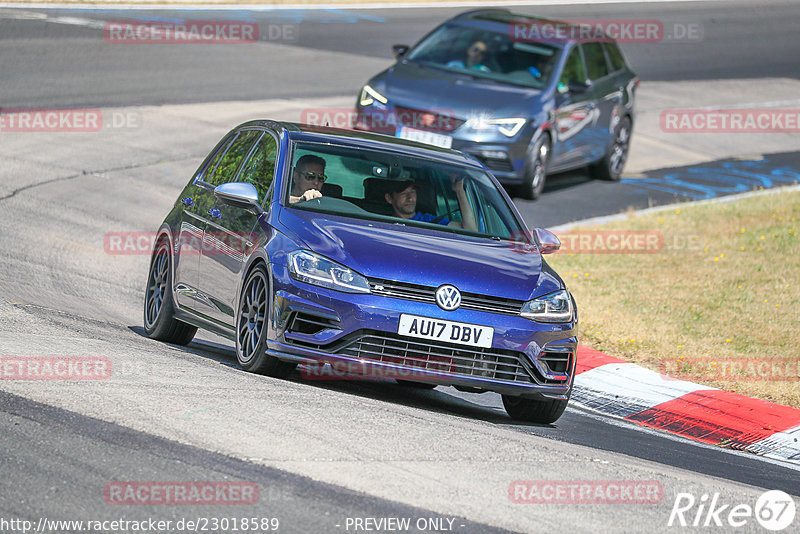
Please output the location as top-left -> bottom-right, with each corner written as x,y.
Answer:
582,43 -> 610,81
238,132 -> 278,204
194,133 -> 236,184
558,47 -> 587,87
205,129 -> 262,187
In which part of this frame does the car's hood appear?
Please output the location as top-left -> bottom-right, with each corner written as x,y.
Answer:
279,208 -> 552,301
372,61 -> 543,119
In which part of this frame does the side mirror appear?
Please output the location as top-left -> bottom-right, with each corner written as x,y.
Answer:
214,182 -> 263,213
392,44 -> 409,59
534,228 -> 561,254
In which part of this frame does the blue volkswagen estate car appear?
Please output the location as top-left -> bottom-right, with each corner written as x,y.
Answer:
144,121 -> 577,423
355,9 -> 638,199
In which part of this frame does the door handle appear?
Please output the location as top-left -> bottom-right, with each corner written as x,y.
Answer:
181,197 -> 194,207
208,208 -> 221,219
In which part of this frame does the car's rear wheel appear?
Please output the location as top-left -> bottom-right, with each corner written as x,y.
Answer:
501,393 -> 569,424
518,134 -> 550,200
590,116 -> 631,181
143,238 -> 197,345
236,264 -> 296,378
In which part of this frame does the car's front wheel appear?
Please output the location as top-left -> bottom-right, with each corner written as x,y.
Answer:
236,264 -> 296,378
501,393 -> 569,424
519,134 -> 550,200
590,116 -> 631,181
143,238 -> 197,345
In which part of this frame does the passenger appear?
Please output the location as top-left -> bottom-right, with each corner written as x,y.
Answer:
446,39 -> 491,72
289,154 -> 326,204
384,175 -> 477,231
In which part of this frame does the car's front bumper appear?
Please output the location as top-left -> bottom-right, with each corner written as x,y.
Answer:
268,262 -> 577,399
354,106 -> 533,185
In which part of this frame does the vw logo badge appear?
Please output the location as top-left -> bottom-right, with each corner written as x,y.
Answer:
435,285 -> 461,311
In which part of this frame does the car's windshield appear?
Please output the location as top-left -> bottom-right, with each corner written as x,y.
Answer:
286,142 -> 527,241
406,23 -> 560,89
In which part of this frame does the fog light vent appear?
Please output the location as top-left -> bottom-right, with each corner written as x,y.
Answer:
539,351 -> 573,375
287,312 -> 337,335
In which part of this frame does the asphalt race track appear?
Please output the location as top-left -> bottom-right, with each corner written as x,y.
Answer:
1,1 -> 799,533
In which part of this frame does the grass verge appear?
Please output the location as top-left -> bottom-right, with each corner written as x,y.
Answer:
547,188 -> 800,408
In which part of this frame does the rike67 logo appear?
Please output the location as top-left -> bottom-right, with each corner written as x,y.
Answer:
669,490 -> 796,531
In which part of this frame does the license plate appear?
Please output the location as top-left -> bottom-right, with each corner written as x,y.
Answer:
397,314 -> 493,348
398,127 -> 453,149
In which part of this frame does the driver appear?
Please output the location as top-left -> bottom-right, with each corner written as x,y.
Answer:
384,176 -> 477,231
289,154 -> 326,204
446,39 -> 491,72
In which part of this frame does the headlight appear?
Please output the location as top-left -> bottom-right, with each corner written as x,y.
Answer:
288,250 -> 370,294
520,290 -> 573,323
464,116 -> 527,137
359,85 -> 388,107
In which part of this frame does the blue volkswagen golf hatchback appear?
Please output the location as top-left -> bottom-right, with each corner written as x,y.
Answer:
355,9 -> 638,199
144,121 -> 577,423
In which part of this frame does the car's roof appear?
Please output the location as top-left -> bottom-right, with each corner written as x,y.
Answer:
453,8 -> 578,27
235,120 -> 485,169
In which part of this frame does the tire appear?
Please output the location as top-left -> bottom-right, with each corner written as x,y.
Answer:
501,393 -> 569,424
396,380 -> 437,390
236,264 -> 296,378
518,134 -> 550,200
143,238 -> 197,345
590,115 -> 631,181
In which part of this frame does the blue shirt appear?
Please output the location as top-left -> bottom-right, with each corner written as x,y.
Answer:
411,212 -> 449,225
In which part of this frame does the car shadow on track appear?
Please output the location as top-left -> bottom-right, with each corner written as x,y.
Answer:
287,373 -> 560,428
284,372 -> 559,428
129,328 -> 557,428
128,326 -> 242,370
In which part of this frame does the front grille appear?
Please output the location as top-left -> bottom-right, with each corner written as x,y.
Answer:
369,278 -> 524,316
394,106 -> 465,133
335,332 -> 535,383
